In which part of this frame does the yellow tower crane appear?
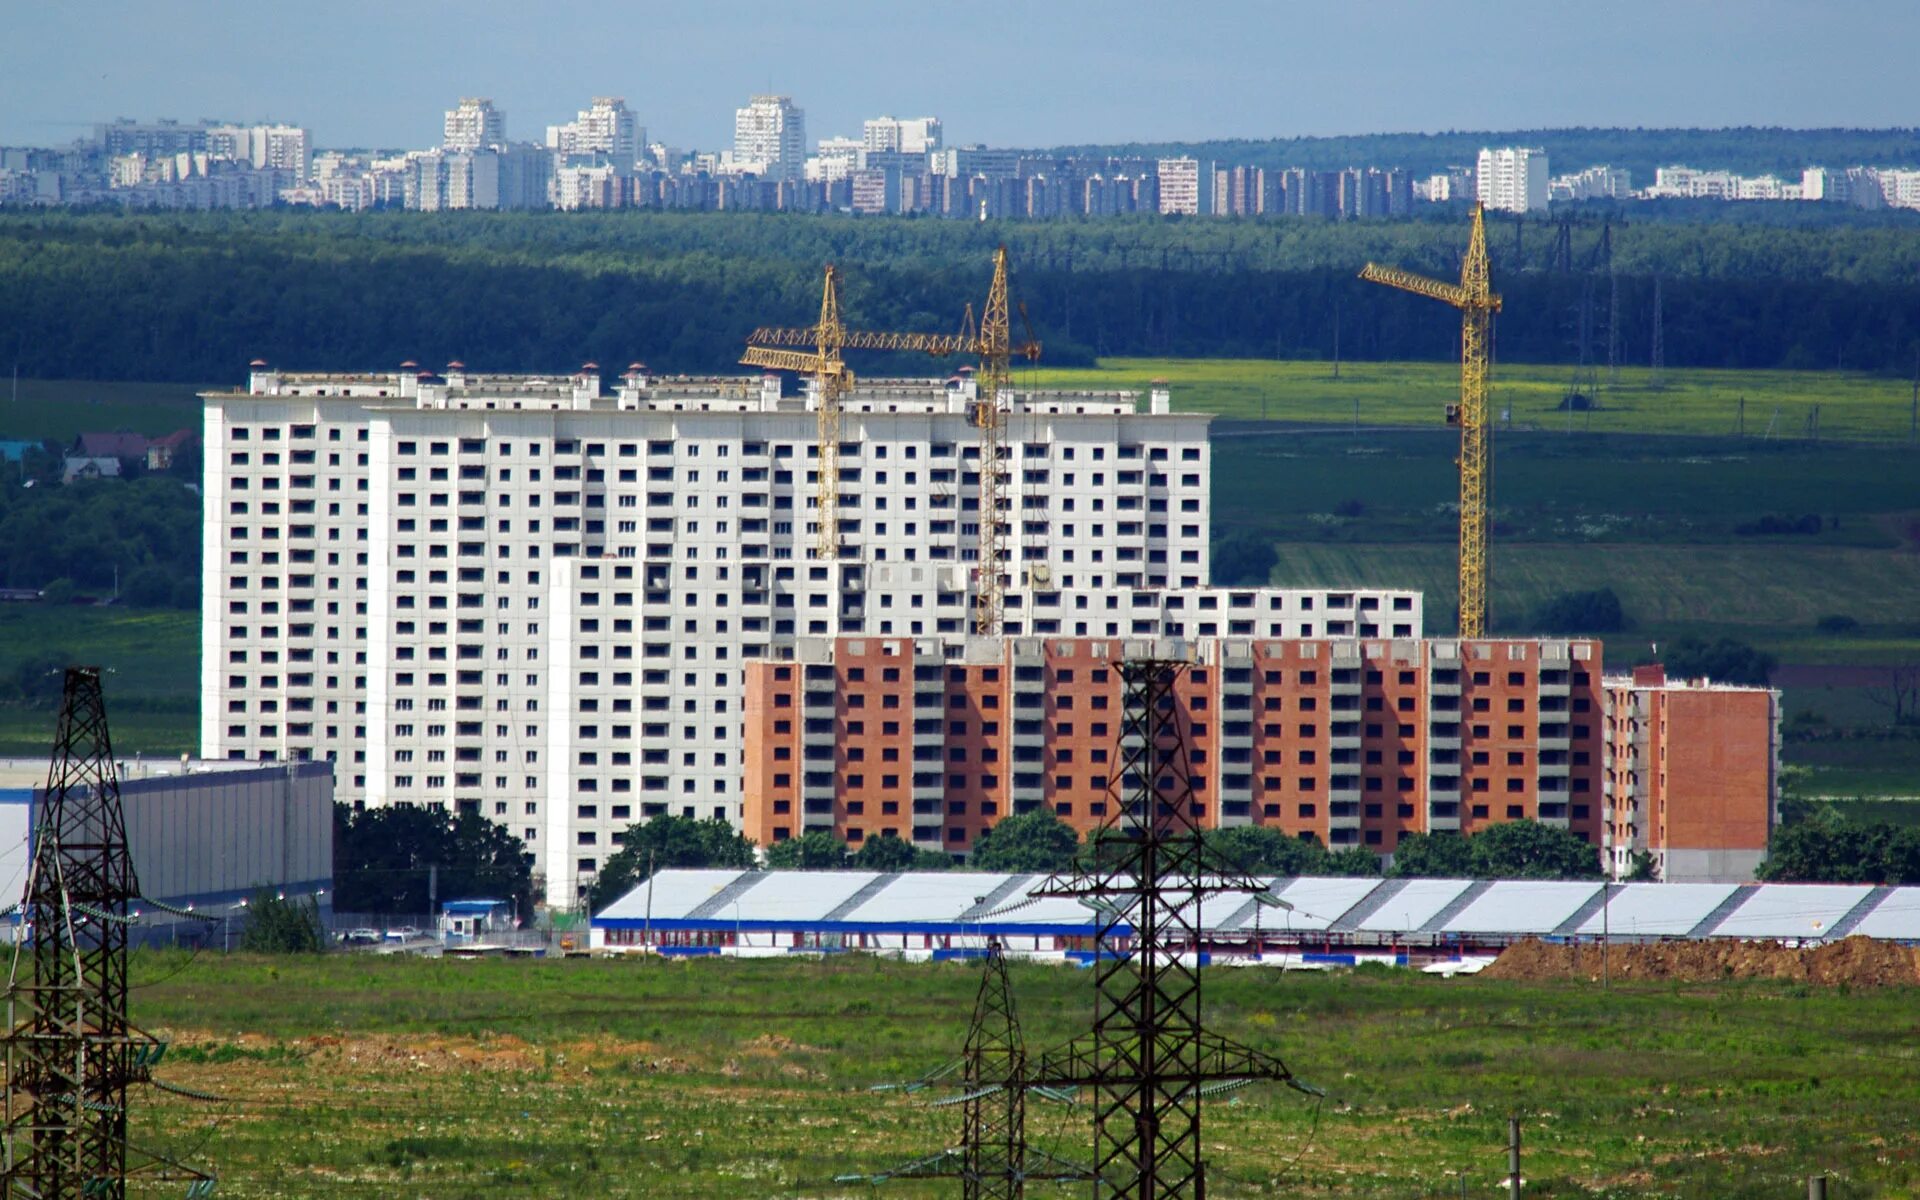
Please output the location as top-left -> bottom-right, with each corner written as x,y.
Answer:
741,250 -> 1040,633
740,265 -> 852,560
1359,203 -> 1503,637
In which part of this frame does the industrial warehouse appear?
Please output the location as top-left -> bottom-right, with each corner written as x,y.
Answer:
0,757 -> 335,943
591,868 -> 1920,960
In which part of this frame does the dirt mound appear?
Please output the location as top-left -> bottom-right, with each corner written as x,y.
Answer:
1481,935 -> 1920,987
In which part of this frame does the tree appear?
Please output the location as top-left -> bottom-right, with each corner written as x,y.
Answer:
1388,831 -> 1475,878
850,833 -> 952,871
1625,850 -> 1658,881
1203,825 -> 1331,876
1660,636 -> 1775,686
333,803 -> 533,919
1531,587 -> 1626,635
969,809 -> 1080,873
6,649 -> 72,708
1865,661 -> 1920,726
1757,812 -> 1920,884
764,828 -> 849,870
1324,846 -> 1384,877
238,888 -> 326,953
586,814 -> 756,912
1209,534 -> 1277,586
1468,820 -> 1603,879
121,564 -> 179,608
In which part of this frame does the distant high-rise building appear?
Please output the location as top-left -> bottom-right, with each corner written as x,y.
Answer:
547,97 -> 643,169
1157,156 -> 1200,215
444,98 -> 506,152
862,115 -> 942,156
733,95 -> 806,182
1476,147 -> 1550,213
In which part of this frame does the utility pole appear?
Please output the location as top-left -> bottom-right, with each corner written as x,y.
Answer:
1332,297 -> 1342,380
643,848 -> 657,951
1508,1116 -> 1523,1200
428,862 -> 438,929
1601,883 -> 1611,991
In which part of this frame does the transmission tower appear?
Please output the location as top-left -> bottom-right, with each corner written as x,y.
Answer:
1025,657 -> 1316,1200
1602,223 -> 1620,388
841,941 -> 1088,1198
2,667 -> 214,1199
1649,276 -> 1666,389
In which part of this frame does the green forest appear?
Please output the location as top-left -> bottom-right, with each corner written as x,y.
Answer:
1040,125 -> 1920,183
2,209 -> 1919,383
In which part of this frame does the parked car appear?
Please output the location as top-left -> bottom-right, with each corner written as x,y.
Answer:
383,926 -> 423,943
341,928 -> 381,946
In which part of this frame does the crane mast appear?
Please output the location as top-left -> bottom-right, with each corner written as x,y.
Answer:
740,265 -> 851,560
971,248 -> 1014,637
1359,203 -> 1502,637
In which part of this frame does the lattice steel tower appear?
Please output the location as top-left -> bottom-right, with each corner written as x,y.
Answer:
840,941 -> 1087,1198
1027,656 -> 1307,1200
2,667 -> 211,1199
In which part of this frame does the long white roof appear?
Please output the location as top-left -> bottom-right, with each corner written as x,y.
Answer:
594,871 -> 1920,942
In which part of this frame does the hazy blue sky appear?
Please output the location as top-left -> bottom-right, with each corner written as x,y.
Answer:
4,1 -> 1914,150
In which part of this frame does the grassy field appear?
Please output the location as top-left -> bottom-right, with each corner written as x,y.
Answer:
0,377 -> 210,443
123,953 -> 1920,1199
1260,542 -> 1920,648
0,606 -> 196,756
1026,358 -> 1920,442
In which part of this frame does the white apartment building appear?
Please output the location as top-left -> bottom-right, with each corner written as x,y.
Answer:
444,98 -> 507,152
1550,164 -> 1630,202
733,95 -> 807,182
863,116 -> 942,156
546,98 -> 643,169
206,124 -> 313,182
808,136 -> 863,184
1476,147 -> 1549,213
1157,157 -> 1201,215
201,368 -> 1423,901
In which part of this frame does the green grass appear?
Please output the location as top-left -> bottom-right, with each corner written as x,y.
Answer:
1027,357 -> 1920,442
1263,542 -> 1920,646
0,606 -> 197,755
1787,739 -> 1920,800
125,953 -> 1920,1199
0,378 -> 210,444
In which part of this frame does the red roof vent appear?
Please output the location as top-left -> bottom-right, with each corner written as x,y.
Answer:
957,365 -> 975,374
447,360 -> 465,369
581,361 -> 599,371
400,360 -> 418,369
249,358 -> 268,368
628,361 -> 646,371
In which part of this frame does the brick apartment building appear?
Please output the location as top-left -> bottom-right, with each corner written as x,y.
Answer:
744,634 -> 1611,859
1604,664 -> 1782,882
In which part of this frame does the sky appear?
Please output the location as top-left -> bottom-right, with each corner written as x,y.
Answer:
3,1 -> 1915,151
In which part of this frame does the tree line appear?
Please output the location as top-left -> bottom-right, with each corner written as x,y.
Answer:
579,811 -> 1607,913
4,210 -> 1920,384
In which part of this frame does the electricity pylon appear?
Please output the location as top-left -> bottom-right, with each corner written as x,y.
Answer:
1360,203 -> 1503,637
1,667 -> 215,1199
1024,657 -> 1317,1200
841,941 -> 1088,1199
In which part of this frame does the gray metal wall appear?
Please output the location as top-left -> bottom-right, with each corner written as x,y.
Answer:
115,762 -> 333,904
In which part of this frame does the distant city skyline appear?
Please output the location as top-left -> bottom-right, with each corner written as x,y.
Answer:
4,1 -> 1917,151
